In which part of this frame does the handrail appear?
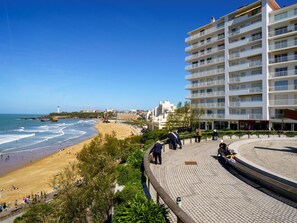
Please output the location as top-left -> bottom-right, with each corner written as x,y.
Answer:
143,141 -> 195,223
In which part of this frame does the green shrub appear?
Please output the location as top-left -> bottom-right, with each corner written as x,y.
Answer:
117,165 -> 142,186
285,131 -> 297,137
114,182 -> 145,204
126,148 -> 144,169
113,198 -> 169,223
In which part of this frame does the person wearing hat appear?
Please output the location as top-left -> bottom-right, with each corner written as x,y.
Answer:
150,140 -> 163,165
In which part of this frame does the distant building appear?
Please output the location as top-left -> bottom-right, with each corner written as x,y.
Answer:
147,101 -> 176,130
80,110 -> 96,113
185,0 -> 297,131
116,113 -> 139,120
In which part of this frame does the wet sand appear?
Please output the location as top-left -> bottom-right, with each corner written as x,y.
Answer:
0,121 -> 138,204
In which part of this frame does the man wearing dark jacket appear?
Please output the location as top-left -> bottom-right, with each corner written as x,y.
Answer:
151,140 -> 163,165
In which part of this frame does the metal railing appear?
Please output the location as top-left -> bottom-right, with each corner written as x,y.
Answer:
143,141 -> 196,223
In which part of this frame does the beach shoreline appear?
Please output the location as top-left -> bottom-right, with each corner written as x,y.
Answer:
0,121 -> 139,205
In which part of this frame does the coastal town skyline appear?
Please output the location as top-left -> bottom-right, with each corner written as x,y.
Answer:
1,0 -> 296,114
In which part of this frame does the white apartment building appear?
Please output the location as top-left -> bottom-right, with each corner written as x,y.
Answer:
147,101 -> 176,130
185,0 -> 297,131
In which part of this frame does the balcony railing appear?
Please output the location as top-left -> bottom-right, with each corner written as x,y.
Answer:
187,91 -> 225,99
269,8 -> 297,23
269,24 -> 297,37
229,21 -> 262,37
229,35 -> 262,49
269,69 -> 297,78
269,84 -> 297,92
185,46 -> 225,61
192,102 -> 225,108
269,99 -> 297,106
185,68 -> 225,80
229,60 -> 262,72
229,73 -> 262,83
185,35 -> 224,52
269,39 -> 297,51
229,87 -> 262,95
200,114 -> 225,119
229,10 -> 261,26
185,25 -> 224,43
185,57 -> 225,71
229,101 -> 263,107
229,47 -> 262,59
186,80 -> 225,89
228,113 -> 262,120
269,54 -> 297,64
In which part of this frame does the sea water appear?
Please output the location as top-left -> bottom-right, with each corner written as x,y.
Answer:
0,114 -> 98,154
0,114 -> 98,175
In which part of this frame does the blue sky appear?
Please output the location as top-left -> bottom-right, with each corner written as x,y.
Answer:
0,0 -> 296,114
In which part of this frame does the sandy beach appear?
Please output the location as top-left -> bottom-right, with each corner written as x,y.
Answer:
0,121 -> 138,205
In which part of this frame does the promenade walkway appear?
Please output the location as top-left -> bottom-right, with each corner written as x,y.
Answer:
150,139 -> 297,223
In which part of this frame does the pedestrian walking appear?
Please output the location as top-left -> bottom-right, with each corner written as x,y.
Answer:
213,129 -> 218,140
197,128 -> 202,143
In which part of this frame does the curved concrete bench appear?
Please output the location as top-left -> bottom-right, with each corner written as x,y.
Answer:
229,138 -> 297,202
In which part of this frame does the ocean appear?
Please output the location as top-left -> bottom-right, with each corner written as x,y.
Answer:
0,114 -> 98,175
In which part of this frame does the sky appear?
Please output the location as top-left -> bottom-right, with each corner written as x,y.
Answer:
0,0 -> 296,114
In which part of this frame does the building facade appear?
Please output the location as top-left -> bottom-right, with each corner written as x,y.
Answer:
147,101 -> 176,130
185,0 -> 297,131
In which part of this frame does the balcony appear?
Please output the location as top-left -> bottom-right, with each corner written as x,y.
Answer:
185,25 -> 224,43
185,57 -> 225,71
229,21 -> 262,37
185,35 -> 224,52
228,10 -> 261,26
229,87 -> 262,96
185,68 -> 225,80
185,46 -> 225,62
200,114 -> 225,119
269,54 -> 297,64
229,47 -> 262,59
191,102 -> 225,109
269,8 -> 297,24
229,73 -> 262,83
229,101 -> 263,107
229,35 -> 262,49
269,69 -> 297,78
269,39 -> 297,51
229,60 -> 262,72
269,99 -> 297,106
185,80 -> 225,89
269,24 -> 297,37
186,91 -> 225,99
228,114 -> 262,120
269,84 -> 297,92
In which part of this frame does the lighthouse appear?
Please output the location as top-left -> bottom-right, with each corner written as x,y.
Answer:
57,106 -> 60,113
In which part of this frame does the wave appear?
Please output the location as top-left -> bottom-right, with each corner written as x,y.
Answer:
0,133 -> 36,145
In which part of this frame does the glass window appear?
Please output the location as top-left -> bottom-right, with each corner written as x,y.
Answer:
274,26 -> 287,35
275,40 -> 287,49
275,80 -> 288,91
217,22 -> 224,28
275,12 -> 287,21
207,37 -> 211,43
274,54 -> 288,63
275,67 -> 288,77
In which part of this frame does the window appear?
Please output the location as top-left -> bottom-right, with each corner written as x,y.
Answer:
207,37 -> 211,43
295,66 -> 297,75
200,50 -> 205,55
218,110 -> 224,114
275,67 -> 288,77
275,109 -> 284,119
275,39 -> 287,49
251,32 -> 262,41
207,47 -> 212,53
207,57 -> 212,64
218,44 -> 224,50
217,22 -> 224,29
275,80 -> 288,91
251,69 -> 261,75
274,26 -> 287,35
200,40 -> 205,45
218,33 -> 224,39
200,59 -> 205,65
274,54 -> 288,63
294,79 -> 297,90
275,12 -> 287,21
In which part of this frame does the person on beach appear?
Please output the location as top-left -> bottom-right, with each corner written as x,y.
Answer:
150,140 -> 163,165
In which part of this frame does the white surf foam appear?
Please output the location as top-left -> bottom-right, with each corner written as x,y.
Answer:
0,134 -> 35,145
